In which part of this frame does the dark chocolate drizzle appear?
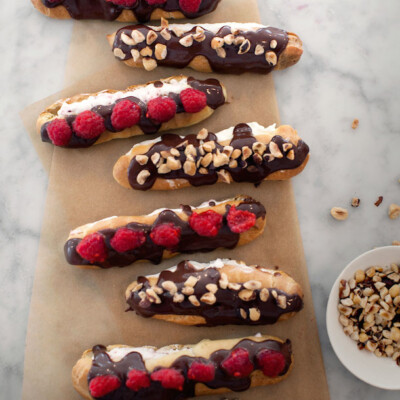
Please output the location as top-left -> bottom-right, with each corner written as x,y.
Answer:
42,0 -> 221,21
64,197 -> 266,268
41,77 -> 225,148
127,260 -> 303,326
113,24 -> 289,74
88,338 -> 292,399
127,123 -> 309,190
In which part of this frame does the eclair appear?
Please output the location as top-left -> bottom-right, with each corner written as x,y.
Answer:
108,20 -> 303,74
126,258 -> 304,326
32,0 -> 221,22
65,196 -> 266,268
113,122 -> 310,191
37,76 -> 226,148
72,335 -> 293,399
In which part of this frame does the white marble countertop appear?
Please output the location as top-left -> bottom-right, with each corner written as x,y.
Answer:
1,0 -> 399,398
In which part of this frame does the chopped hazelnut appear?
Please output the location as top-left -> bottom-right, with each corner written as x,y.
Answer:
136,155 -> 148,165
179,35 -> 193,47
265,51 -> 277,65
136,170 -> 150,185
113,48 -> 126,60
142,58 -> 157,71
131,30 -> 145,44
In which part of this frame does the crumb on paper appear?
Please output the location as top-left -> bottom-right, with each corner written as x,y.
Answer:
393,241 -> 400,246
330,207 -> 349,220
351,197 -> 360,208
352,119 -> 359,129
375,196 -> 383,207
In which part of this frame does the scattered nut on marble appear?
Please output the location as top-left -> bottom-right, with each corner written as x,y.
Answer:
351,119 -> 359,129
389,204 -> 400,220
351,198 -> 360,208
330,207 -> 349,221
374,196 -> 383,207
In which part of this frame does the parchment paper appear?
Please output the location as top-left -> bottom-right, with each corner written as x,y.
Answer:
21,0 -> 330,398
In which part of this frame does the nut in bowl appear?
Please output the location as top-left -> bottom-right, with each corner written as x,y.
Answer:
327,246 -> 400,390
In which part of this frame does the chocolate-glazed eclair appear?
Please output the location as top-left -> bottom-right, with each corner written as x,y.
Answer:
65,196 -> 266,269
113,122 -> 310,191
37,75 -> 226,148
32,0 -> 221,22
108,19 -> 302,74
126,258 -> 303,326
72,335 -> 293,399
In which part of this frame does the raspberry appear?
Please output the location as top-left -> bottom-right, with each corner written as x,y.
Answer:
105,0 -> 138,6
126,369 -> 151,391
89,375 -> 121,398
150,223 -> 181,248
180,88 -> 207,113
189,210 -> 222,237
110,228 -> 146,252
187,361 -> 215,382
227,206 -> 256,233
221,348 -> 254,378
111,100 -> 141,131
46,118 -> 72,146
146,97 -> 177,123
76,232 -> 107,263
256,349 -> 286,377
151,368 -> 184,390
179,0 -> 201,13
146,0 -> 167,4
72,110 -> 105,139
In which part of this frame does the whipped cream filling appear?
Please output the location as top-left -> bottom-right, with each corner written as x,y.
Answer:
136,122 -> 277,149
150,22 -> 267,35
145,258 -> 254,280
105,345 -> 192,363
147,197 -> 233,216
57,77 -> 190,117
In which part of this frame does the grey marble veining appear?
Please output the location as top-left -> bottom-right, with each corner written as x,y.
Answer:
0,0 -> 399,399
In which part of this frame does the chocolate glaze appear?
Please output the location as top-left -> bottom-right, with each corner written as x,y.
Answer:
42,0 -> 221,21
41,77 -> 225,148
113,24 -> 289,74
127,260 -> 303,326
64,197 -> 266,268
87,338 -> 292,399
128,123 -> 309,190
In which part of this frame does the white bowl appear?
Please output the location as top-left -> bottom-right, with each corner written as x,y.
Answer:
326,246 -> 400,390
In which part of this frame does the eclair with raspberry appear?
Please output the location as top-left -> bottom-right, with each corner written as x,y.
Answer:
113,122 -> 310,191
32,0 -> 221,22
72,334 -> 293,399
65,196 -> 266,269
37,75 -> 226,148
126,258 -> 303,326
108,20 -> 302,74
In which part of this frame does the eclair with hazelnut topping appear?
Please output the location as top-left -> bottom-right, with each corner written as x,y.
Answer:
72,334 -> 293,399
108,20 -> 303,74
37,75 -> 226,148
113,122 -> 310,191
126,258 -> 303,326
64,196 -> 266,269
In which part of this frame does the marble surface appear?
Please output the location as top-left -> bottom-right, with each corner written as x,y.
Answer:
0,0 -> 399,398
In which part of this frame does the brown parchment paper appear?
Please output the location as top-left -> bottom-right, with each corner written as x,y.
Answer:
21,0 -> 330,398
